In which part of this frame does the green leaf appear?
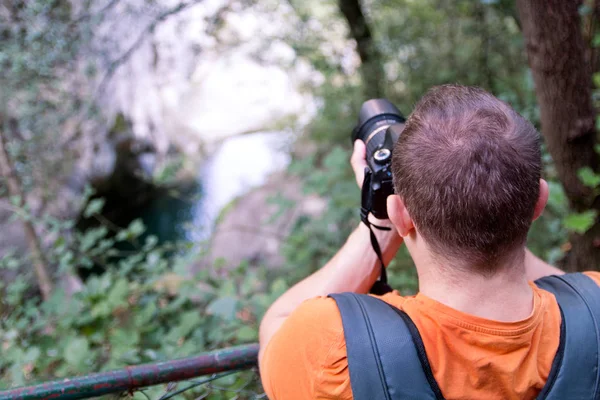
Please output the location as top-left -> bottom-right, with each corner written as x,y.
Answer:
563,210 -> 598,234
23,347 -> 40,364
107,278 -> 129,305
82,185 -> 96,202
9,195 -> 21,206
218,280 -> 237,297
177,311 -> 202,338
577,167 -> 600,188
128,219 -> 145,237
110,329 -> 140,357
547,181 -> 568,212
236,326 -> 258,341
83,198 -> 105,218
0,254 -> 20,270
116,219 -> 146,241
79,226 -> 108,252
53,236 -> 66,251
594,73 -> 600,88
206,296 -> 238,320
270,278 -> 288,297
594,34 -> 600,48
143,235 -> 159,250
64,337 -> 89,368
91,301 -> 111,318
580,4 -> 593,16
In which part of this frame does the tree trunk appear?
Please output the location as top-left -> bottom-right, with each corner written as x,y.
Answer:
0,130 -> 53,299
517,0 -> 600,271
582,0 -> 600,76
474,2 -> 494,91
338,0 -> 384,99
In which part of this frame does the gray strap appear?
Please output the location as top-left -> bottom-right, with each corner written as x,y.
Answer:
535,273 -> 600,399
330,293 -> 439,400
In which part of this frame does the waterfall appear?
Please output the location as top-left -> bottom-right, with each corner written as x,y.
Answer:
83,0 -> 329,240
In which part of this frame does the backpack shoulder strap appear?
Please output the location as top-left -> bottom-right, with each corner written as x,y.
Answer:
535,273 -> 600,399
329,292 -> 443,400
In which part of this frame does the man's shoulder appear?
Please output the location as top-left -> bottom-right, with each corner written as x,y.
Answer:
583,271 -> 600,287
260,296 -> 346,368
283,296 -> 345,332
533,272 -> 600,288
259,296 -> 349,400
278,292 -> 406,326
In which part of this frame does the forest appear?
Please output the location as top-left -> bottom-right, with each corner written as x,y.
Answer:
1,0 -> 599,398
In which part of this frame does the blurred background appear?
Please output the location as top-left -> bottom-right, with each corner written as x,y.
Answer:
0,0 -> 598,397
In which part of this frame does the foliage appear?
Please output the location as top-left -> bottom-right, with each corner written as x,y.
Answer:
278,0 -> 534,294
0,0 -> 98,198
281,0 -> 590,283
0,197 -> 279,397
0,1 -> 274,395
2,0 -> 600,396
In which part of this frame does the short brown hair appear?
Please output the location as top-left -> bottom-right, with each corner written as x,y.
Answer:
392,85 -> 541,271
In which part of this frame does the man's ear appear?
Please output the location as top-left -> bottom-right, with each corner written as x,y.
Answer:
387,194 -> 414,237
533,179 -> 549,221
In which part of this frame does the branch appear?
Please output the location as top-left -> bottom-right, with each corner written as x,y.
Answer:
94,0 -> 205,99
337,0 -> 384,98
71,0 -> 120,25
0,129 -> 53,300
59,0 -> 206,147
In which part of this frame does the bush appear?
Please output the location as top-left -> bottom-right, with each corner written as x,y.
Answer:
0,198 -> 288,398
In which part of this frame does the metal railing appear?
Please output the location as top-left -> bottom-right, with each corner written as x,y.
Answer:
0,343 -> 260,400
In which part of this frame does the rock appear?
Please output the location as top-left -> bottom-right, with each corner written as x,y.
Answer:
199,171 -> 326,273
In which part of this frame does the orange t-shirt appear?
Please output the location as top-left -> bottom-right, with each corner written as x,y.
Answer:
260,272 -> 600,400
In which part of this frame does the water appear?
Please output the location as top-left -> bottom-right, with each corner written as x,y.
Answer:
136,131 -> 293,244
190,131 -> 293,241
135,181 -> 202,244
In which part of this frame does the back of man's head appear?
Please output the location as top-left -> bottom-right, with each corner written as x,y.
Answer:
391,84 -> 541,272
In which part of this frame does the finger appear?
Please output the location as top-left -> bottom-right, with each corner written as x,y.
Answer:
351,140 -> 367,187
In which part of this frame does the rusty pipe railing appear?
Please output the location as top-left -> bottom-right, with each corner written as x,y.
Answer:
0,343 -> 259,400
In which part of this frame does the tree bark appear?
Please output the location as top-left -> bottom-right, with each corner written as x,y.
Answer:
473,2 -> 494,91
338,0 -> 384,99
582,0 -> 600,76
0,130 -> 53,299
517,0 -> 600,271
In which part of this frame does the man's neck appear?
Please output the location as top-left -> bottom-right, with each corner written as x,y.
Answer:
415,250 -> 534,322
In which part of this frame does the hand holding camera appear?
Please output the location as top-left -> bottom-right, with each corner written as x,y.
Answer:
351,99 -> 406,293
352,99 -> 406,220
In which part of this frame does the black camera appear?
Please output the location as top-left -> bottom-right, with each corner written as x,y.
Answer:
352,99 -> 406,219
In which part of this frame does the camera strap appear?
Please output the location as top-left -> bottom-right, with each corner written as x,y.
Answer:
361,169 -> 393,295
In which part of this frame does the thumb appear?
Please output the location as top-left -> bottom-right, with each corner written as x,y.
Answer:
351,140 -> 368,188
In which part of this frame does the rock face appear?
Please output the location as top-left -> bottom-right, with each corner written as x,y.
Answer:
202,171 -> 326,272
99,0 -> 319,155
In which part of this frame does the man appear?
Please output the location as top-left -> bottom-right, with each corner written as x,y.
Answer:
258,85 -> 600,399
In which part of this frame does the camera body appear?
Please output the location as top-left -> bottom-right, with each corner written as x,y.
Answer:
352,99 -> 406,219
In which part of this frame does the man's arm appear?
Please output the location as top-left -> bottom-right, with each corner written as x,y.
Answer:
259,141 -> 403,363
258,222 -> 402,363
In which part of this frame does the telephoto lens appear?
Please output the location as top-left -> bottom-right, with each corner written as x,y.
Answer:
352,99 -> 406,219
352,99 -> 406,163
